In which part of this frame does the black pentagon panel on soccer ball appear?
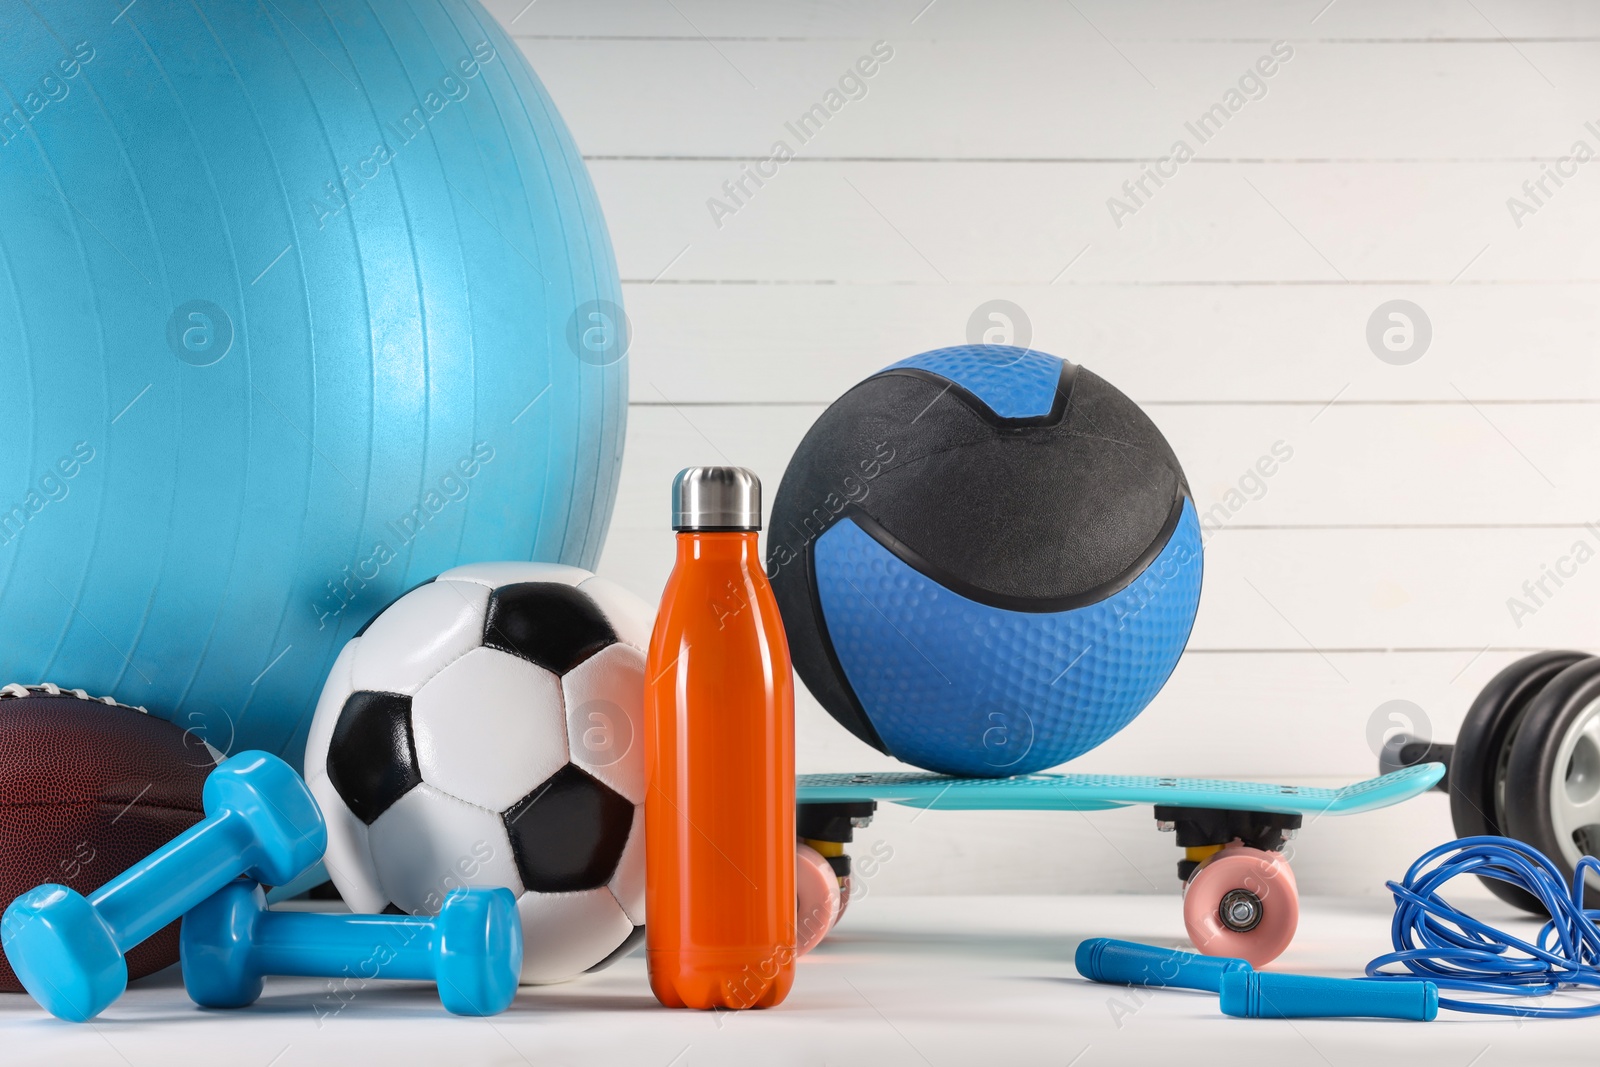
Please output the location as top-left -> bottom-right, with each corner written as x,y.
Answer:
326,691 -> 421,825
587,924 -> 645,973
503,764 -> 634,892
484,582 -> 616,674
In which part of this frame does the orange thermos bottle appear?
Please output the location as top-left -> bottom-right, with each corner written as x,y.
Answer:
645,466 -> 796,1010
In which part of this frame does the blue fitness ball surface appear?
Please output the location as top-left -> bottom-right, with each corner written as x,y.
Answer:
768,346 -> 1202,777
0,1 -> 625,767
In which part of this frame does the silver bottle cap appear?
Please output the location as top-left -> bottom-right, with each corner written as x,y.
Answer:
671,466 -> 762,531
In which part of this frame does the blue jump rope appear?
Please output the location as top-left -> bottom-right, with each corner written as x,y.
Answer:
1078,835 -> 1600,1019
1368,835 -> 1600,1018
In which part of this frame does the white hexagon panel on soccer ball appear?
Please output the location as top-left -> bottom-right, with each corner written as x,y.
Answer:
305,768 -> 388,915
516,888 -> 636,984
367,784 -> 522,916
437,561 -> 593,591
608,806 -> 645,925
410,646 -> 570,812
348,579 -> 490,695
560,643 -> 646,805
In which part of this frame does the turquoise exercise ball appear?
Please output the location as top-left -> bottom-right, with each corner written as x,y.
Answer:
0,1 -> 626,767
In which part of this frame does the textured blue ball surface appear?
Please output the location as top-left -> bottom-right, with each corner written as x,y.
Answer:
0,1 -> 625,766
885,345 -> 1065,419
814,502 -> 1202,776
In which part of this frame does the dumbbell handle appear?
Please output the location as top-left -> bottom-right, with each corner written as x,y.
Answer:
91,811 -> 258,950
247,911 -> 440,982
1378,734 -> 1453,792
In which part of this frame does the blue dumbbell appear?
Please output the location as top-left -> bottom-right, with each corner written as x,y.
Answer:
180,880 -> 522,1017
1,751 -> 325,1022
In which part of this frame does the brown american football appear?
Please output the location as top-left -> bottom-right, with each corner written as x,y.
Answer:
0,684 -> 218,992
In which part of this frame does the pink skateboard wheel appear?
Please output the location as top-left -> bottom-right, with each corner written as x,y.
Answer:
796,843 -> 842,957
1182,845 -> 1299,968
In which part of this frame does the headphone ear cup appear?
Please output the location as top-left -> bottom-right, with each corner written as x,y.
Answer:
1504,655 -> 1600,897
1451,650 -> 1588,914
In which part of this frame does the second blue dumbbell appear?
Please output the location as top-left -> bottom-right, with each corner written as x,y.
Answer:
180,880 -> 523,1017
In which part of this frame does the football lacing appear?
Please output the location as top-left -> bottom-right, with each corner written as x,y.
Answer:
0,682 -> 148,713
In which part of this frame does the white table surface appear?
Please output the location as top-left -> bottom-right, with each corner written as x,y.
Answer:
3,892 -> 1590,1066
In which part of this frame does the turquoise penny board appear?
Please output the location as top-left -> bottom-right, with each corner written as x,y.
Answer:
797,763 -> 1445,815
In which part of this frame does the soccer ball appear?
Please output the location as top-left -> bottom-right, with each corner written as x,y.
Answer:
303,562 -> 653,984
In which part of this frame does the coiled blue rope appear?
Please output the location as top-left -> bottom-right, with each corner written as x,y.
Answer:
1366,836 -> 1600,1017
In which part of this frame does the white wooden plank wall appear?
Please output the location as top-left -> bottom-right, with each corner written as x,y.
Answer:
487,1 -> 1600,896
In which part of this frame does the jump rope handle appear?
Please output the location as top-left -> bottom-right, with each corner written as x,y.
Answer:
1074,938 -> 1249,993
1077,937 -> 1437,1020
1221,971 -> 1438,1020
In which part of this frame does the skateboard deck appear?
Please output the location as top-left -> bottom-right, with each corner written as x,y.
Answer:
797,761 -> 1445,815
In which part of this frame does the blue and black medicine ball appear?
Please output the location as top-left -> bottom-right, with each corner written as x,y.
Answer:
767,345 -> 1203,777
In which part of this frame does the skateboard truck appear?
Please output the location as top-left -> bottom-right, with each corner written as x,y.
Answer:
1154,806 -> 1301,883
798,801 -> 877,883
